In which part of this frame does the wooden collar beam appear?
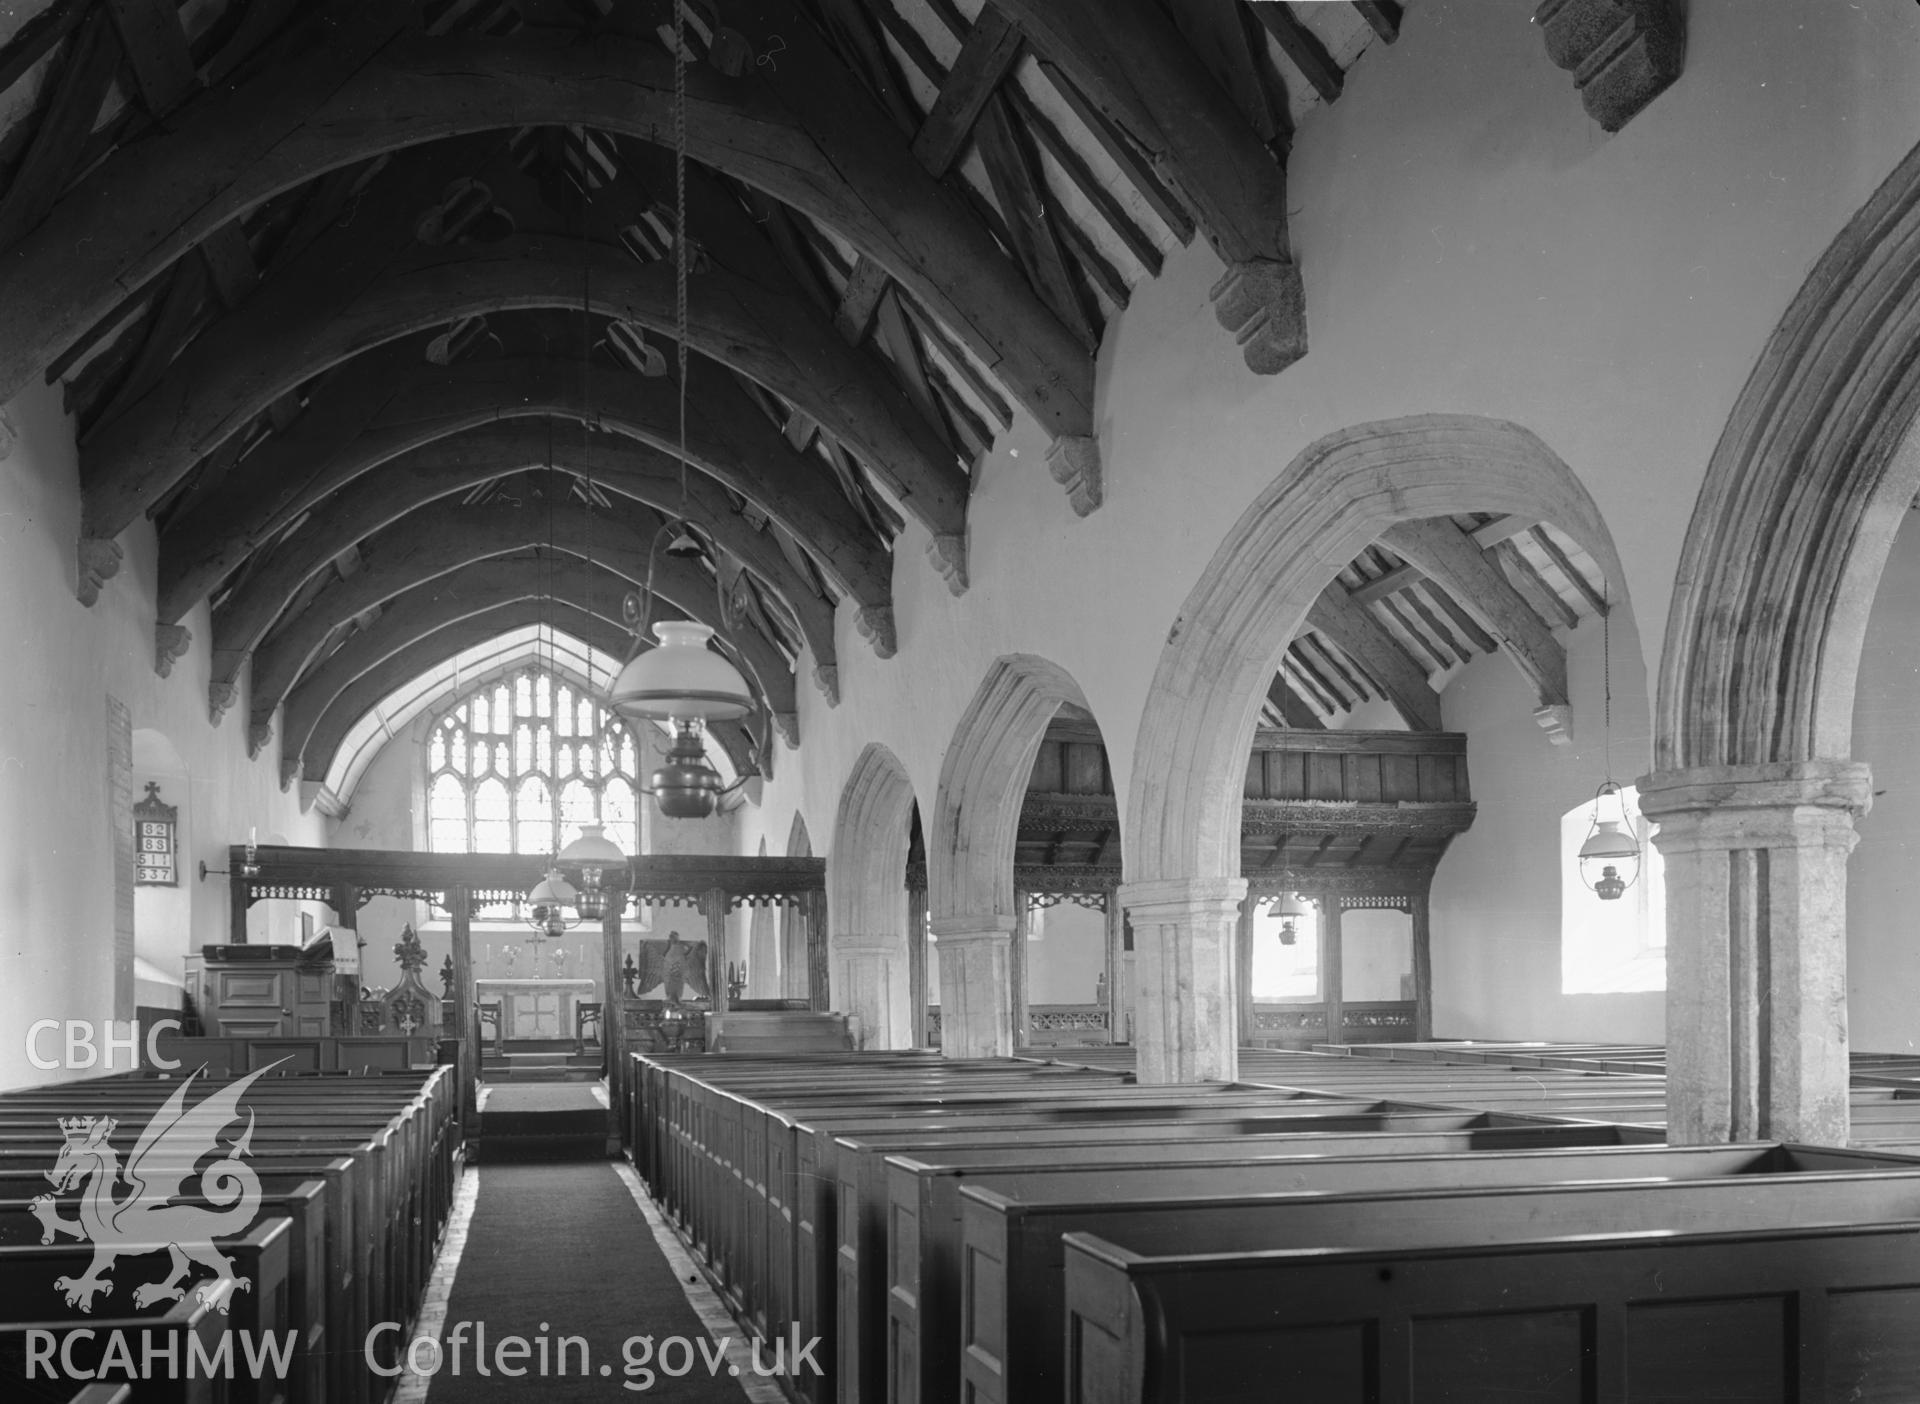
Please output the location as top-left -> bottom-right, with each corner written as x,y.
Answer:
159,353 -> 895,623
294,598 -> 767,791
240,504 -> 793,746
80,236 -> 966,566
208,427 -> 842,701
0,21 -> 1091,458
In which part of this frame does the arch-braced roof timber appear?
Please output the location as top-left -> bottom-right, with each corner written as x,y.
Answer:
289,571 -> 781,789
158,361 -> 893,641
242,501 -> 785,744
207,431 -> 839,717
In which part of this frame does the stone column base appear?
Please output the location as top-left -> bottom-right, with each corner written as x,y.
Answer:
831,932 -> 911,1050
932,916 -> 1015,1059
1119,877 -> 1248,1084
1639,760 -> 1871,1147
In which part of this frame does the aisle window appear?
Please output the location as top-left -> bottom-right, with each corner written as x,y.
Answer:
1560,785 -> 1666,993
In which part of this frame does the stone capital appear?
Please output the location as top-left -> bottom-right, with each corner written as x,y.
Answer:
1638,760 -> 1872,853
1119,876 -> 1249,925
930,914 -> 1017,944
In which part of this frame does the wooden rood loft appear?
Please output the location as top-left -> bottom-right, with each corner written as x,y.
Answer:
223,842 -> 827,1126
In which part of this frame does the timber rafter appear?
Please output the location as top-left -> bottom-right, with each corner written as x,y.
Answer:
0,21 -> 1093,452
207,433 -> 842,708
289,582 -> 783,790
80,235 -> 968,556
158,362 -> 894,628
241,502 -> 795,744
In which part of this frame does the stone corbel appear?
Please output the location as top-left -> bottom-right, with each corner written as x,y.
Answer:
1210,258 -> 1307,376
771,711 -> 800,749
927,533 -> 968,596
1533,703 -> 1573,746
1535,0 -> 1685,133
279,754 -> 301,791
154,623 -> 192,679
854,605 -> 897,659
76,537 -> 122,607
1046,435 -> 1102,516
247,719 -> 273,759
208,680 -> 240,727
811,663 -> 839,707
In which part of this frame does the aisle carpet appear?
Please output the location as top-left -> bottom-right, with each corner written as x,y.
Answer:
478,1082 -> 606,1113
476,1083 -> 609,1162
421,1163 -> 774,1401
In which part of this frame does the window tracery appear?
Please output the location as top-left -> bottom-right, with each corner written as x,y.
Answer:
426,667 -> 642,857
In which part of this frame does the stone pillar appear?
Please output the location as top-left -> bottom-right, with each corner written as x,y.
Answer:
1119,877 -> 1248,1084
1321,899 -> 1344,1045
932,915 -> 1015,1060
908,886 -> 929,1048
1638,760 -> 1871,1147
833,932 -> 910,1049
1011,893 -> 1031,1049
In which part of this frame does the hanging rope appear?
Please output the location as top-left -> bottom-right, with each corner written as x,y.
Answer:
629,0 -> 693,655
673,0 -> 691,525
1601,581 -> 1612,783
579,133 -> 594,698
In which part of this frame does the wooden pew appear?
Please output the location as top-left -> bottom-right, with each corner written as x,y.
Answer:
0,1068 -> 457,1404
885,1140 -> 1799,1404
0,1217 -> 292,1404
0,1296 -> 224,1404
960,1146 -> 1920,1404
0,1184 -> 326,1404
1064,1220 -> 1920,1402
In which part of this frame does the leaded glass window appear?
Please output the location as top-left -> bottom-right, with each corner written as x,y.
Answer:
426,667 -> 643,856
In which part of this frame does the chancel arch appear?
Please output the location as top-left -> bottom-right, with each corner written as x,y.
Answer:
928,655 -> 1103,1058
1123,414 -> 1629,1084
827,744 -> 917,1049
1647,137 -> 1920,1148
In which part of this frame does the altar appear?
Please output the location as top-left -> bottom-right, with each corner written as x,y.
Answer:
475,977 -> 597,1044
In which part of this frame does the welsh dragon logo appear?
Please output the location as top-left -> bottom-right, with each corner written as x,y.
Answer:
29,1061 -> 282,1314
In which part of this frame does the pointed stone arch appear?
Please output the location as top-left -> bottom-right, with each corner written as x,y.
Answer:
1641,139 -> 1920,1148
1659,138 -> 1920,775
1122,414 -> 1627,1082
929,655 -> 1099,1057
828,744 -> 917,1049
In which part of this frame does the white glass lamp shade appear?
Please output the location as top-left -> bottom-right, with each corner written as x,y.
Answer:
1578,818 -> 1640,901
1577,820 -> 1638,864
1276,892 -> 1308,920
608,621 -> 753,722
557,823 -> 626,887
526,867 -> 580,934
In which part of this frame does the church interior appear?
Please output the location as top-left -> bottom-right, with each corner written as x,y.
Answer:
6,0 -> 1920,1398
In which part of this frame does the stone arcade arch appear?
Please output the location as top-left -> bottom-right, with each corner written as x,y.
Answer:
1647,138 -> 1920,1148
1124,414 -> 1628,1084
929,655 -> 1100,1059
828,745 -> 917,1049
